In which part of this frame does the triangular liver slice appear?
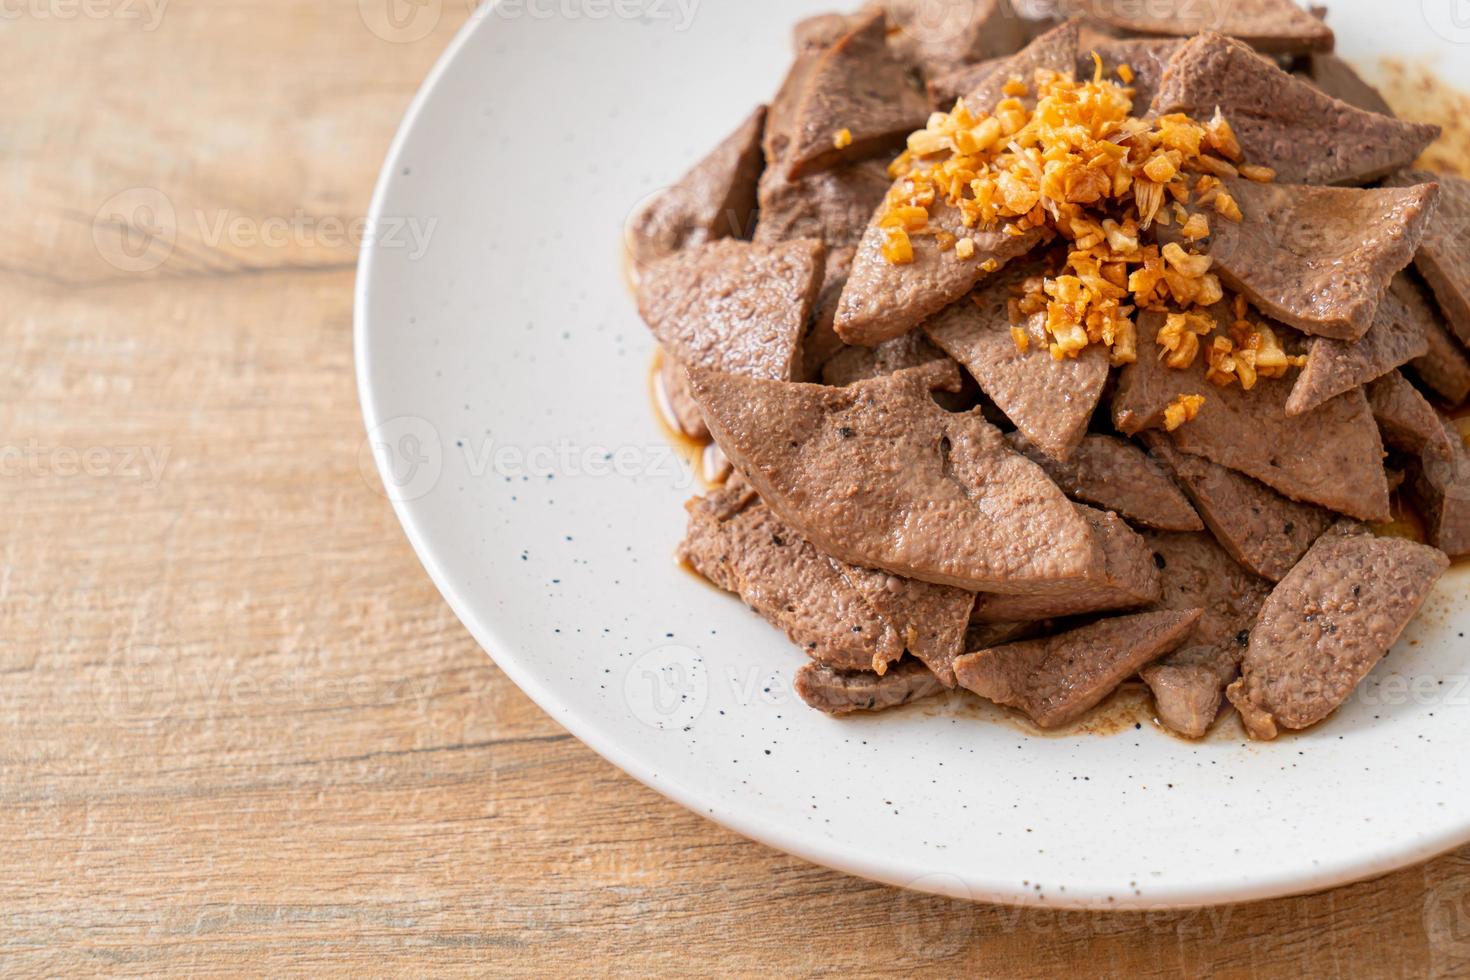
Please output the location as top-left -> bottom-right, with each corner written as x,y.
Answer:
1156,177 -> 1440,341
1368,370 -> 1454,463
1113,306 -> 1390,522
1006,432 -> 1203,531
626,105 -> 767,271
924,267 -> 1109,462
884,0 -> 1029,75
1387,170 -> 1470,348
1142,432 -> 1335,582
1073,0 -> 1333,55
831,22 -> 1079,346
1226,522 -> 1448,740
1285,281 -> 1429,416
828,560 -> 975,687
1150,33 -> 1438,186
1407,420 -> 1470,559
685,361 -> 1099,592
971,505 -> 1162,622
637,238 -> 824,381
773,10 -> 929,180
955,608 -> 1202,729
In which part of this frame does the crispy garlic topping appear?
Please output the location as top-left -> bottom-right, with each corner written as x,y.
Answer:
877,62 -> 1285,383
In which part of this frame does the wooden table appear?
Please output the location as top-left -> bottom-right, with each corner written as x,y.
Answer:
4,2 -> 1469,974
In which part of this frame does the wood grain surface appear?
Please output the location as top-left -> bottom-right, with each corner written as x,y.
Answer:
3,2 -> 1470,975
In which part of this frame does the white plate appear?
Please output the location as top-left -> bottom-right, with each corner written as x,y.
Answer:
356,0 -> 1470,908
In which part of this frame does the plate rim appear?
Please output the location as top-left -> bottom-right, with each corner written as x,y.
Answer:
354,2 -> 1470,909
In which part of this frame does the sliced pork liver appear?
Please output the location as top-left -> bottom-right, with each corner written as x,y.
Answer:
1073,0 -> 1332,54
1368,370 -> 1455,463
1226,522 -> 1449,740
656,350 -> 708,440
1114,307 -> 1391,521
1396,271 -> 1470,406
1306,53 -> 1394,117
638,238 -> 824,382
882,0 -> 1030,75
1006,432 -> 1203,531
795,659 -> 945,715
1142,432 -> 1335,582
1285,282 -> 1429,416
822,330 -> 949,386
1387,170 -> 1470,348
927,57 -> 1002,111
627,105 -> 766,270
680,479 -> 904,672
1150,34 -> 1437,186
773,11 -> 929,180
755,158 -> 892,250
954,608 -> 1202,729
830,562 -> 975,687
1138,531 -> 1272,737
831,22 -> 1077,346
1407,421 -> 1470,559
1155,178 -> 1440,341
972,505 -> 1162,621
925,267 -> 1109,461
686,361 -> 1100,592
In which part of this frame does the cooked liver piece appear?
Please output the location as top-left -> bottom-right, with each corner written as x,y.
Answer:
1154,178 -> 1440,341
686,361 -> 1100,592
774,11 -> 929,180
1367,370 -> 1454,463
1306,53 -> 1394,117
954,608 -> 1202,728
924,267 -> 1109,461
1226,522 -> 1449,740
1387,170 -> 1470,348
627,106 -> 767,270
1407,421 -> 1470,558
881,0 -> 1030,75
1073,0 -> 1332,54
1077,37 -> 1182,112
1395,271 -> 1470,406
1150,34 -> 1437,186
1138,531 -> 1272,737
755,159 -> 892,251
829,562 -> 975,687
795,659 -> 945,715
1114,307 -> 1391,521
927,57 -> 1002,111
680,478 -> 905,672
656,350 -> 708,440
1006,432 -> 1203,531
822,330 -> 949,386
971,504 -> 1162,621
831,22 -> 1078,347
792,12 -> 862,53
1142,432 -> 1335,582
637,238 -> 824,382
1285,282 -> 1429,416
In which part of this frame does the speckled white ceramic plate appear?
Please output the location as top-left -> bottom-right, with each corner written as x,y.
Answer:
356,0 -> 1470,908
